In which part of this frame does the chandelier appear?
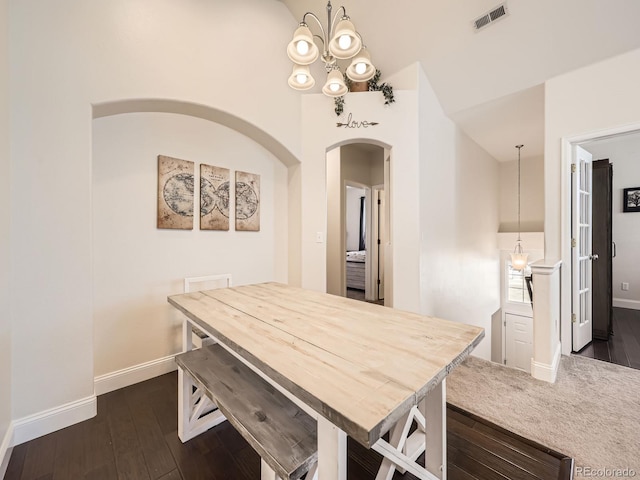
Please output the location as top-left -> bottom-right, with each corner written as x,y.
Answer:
510,144 -> 528,271
286,1 -> 376,97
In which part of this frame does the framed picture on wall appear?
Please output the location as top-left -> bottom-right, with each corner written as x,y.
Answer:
235,171 -> 260,231
200,164 -> 230,230
623,187 -> 640,212
157,155 -> 194,229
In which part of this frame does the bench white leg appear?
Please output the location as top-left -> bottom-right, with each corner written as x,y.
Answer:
178,318 -> 226,443
317,416 -> 347,480
422,378 -> 446,480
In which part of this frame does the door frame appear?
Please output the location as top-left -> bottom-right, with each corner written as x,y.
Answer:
560,123 -> 640,355
344,181 -> 371,299
371,184 -> 384,302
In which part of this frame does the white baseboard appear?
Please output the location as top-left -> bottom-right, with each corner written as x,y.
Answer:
12,395 -> 96,447
531,343 -> 561,383
0,423 -> 14,479
94,354 -> 178,396
613,298 -> 640,311
4,356 -> 178,454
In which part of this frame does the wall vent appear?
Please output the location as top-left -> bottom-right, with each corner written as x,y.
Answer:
473,3 -> 509,31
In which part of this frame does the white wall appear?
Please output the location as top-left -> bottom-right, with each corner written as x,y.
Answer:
418,67 -> 501,361
583,133 -> 640,309
545,47 -> 640,354
0,0 -> 12,467
92,112 -> 288,377
302,63 -> 500,360
499,155 -> 544,233
9,0 -> 299,425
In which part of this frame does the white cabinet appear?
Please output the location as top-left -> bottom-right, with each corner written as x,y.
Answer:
505,313 -> 533,373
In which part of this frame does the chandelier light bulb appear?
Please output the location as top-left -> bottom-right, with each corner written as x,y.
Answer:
296,40 -> 309,55
345,47 -> 375,82
329,19 -> 361,59
338,34 -> 351,50
288,64 -> 315,90
287,25 -> 319,65
322,68 -> 348,96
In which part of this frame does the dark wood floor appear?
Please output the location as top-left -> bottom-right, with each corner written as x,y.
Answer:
346,288 -> 384,306
5,371 -> 570,480
575,307 -> 640,370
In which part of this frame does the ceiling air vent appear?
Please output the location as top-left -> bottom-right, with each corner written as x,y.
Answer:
473,3 -> 509,31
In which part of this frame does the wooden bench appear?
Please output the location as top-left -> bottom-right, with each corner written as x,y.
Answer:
175,344 -> 318,480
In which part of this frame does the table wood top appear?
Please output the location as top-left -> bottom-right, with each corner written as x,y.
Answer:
168,282 -> 484,447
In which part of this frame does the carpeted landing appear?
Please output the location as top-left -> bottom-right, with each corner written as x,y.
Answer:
447,354 -> 640,479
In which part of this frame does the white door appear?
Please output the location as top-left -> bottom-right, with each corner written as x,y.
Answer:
572,146 -> 594,351
505,313 -> 533,373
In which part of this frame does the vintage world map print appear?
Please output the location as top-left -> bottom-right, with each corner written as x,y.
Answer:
235,171 -> 260,231
157,155 -> 194,230
200,164 -> 230,230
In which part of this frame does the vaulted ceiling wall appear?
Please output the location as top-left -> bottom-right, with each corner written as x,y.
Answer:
279,0 -> 640,160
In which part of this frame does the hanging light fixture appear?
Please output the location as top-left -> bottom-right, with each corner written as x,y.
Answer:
286,1 -> 376,97
511,144 -> 529,271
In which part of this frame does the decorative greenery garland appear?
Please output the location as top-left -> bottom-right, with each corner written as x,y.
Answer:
334,69 -> 395,116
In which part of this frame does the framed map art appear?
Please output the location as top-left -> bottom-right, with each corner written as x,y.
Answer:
157,155 -> 194,230
235,171 -> 260,231
200,164 -> 230,230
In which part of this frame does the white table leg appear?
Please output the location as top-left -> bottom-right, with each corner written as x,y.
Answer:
182,317 -> 193,352
317,416 -> 347,480
421,378 -> 446,480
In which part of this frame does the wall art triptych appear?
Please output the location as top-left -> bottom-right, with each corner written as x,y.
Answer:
157,155 -> 260,232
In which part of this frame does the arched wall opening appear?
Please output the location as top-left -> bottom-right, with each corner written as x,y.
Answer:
325,141 -> 390,305
91,99 -> 301,391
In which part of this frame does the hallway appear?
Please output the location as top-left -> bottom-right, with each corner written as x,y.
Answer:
575,307 -> 640,370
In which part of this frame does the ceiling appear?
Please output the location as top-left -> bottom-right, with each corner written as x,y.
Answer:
278,0 -> 640,161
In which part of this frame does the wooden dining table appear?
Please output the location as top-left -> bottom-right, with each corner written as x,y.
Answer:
168,282 -> 484,480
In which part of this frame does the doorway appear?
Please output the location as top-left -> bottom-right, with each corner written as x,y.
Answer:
325,142 -> 388,305
568,129 -> 640,369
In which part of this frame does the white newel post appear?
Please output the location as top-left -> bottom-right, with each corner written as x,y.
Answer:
530,259 -> 563,383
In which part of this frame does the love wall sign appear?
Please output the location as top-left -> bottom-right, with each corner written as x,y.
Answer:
336,113 -> 379,129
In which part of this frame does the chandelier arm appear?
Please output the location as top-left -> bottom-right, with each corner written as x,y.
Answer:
330,6 -> 348,35
312,34 -> 325,47
301,12 -> 328,44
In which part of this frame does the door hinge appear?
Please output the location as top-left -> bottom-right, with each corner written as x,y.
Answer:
377,279 -> 381,285
378,199 -> 381,205
503,359 -> 507,365
377,239 -> 381,245
571,163 -> 576,173
571,238 -> 577,248
572,313 -> 577,323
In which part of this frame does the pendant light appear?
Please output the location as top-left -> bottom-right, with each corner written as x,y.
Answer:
511,145 -> 528,271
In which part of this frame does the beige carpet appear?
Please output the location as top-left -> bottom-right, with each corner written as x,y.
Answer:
447,355 -> 640,479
